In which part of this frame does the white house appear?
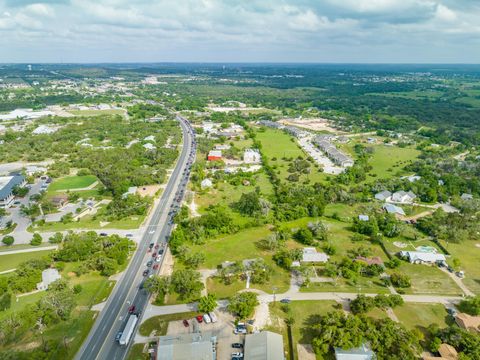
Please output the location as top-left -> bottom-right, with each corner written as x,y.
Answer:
391,190 -> 416,203
302,247 -> 329,263
399,251 -> 446,265
143,143 -> 156,150
32,125 -> 58,135
243,149 -> 261,164
122,186 -> 137,199
375,190 -> 391,201
37,268 -> 61,290
144,135 -> 156,142
0,175 -> 26,208
461,193 -> 473,201
200,178 -> 213,189
382,203 -> 405,216
358,215 -> 369,221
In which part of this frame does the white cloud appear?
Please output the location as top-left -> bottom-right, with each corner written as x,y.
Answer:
435,4 -> 457,22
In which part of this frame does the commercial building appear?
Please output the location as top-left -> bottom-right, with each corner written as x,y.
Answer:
156,332 -> 217,360
207,150 -> 222,161
0,174 -> 26,208
244,331 -> 284,360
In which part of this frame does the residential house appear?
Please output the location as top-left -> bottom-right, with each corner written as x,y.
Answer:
122,186 -> 138,199
313,136 -> 354,167
50,194 -> 69,208
375,190 -> 391,201
391,191 -> 416,203
244,331 -> 285,360
423,343 -> 458,360
302,247 -> 329,263
32,124 -> 58,135
143,143 -> 156,150
455,313 -> 480,333
358,215 -> 369,221
461,193 -> 473,201
399,251 -> 446,265
0,174 -> 26,208
335,343 -> 375,360
144,135 -> 156,142
243,149 -> 261,164
37,268 -> 61,290
382,203 -> 405,216
207,150 -> 222,161
200,178 -> 213,189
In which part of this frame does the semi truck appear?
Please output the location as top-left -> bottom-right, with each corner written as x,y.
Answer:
118,314 -> 138,346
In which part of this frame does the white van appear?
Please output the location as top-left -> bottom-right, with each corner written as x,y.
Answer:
208,312 -> 217,323
203,314 -> 211,324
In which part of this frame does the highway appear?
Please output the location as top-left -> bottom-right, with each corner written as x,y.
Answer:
75,115 -> 196,360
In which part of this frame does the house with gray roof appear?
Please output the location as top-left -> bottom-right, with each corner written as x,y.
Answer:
157,332 -> 216,360
0,174 -> 26,208
244,331 -> 285,360
375,190 -> 391,201
382,203 -> 405,216
399,251 -> 446,265
335,343 -> 375,360
391,190 -> 416,204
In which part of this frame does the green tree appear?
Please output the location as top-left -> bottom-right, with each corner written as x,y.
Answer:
2,236 -> 14,246
228,292 -> 259,319
457,295 -> 480,316
170,269 -> 204,301
48,232 -> 63,244
30,233 -> 42,246
293,227 -> 315,245
198,294 -> 217,313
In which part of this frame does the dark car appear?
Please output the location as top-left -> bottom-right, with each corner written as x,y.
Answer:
232,343 -> 243,348
146,260 -> 153,267
99,232 -> 108,236
158,249 -> 164,255
128,305 -> 135,314
115,331 -> 123,342
196,315 -> 203,323
280,298 -> 291,304
142,269 -> 149,277
183,319 -> 189,327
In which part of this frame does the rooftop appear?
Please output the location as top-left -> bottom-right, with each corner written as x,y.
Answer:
244,331 -> 284,360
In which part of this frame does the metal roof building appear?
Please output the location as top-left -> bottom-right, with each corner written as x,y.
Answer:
244,331 -> 284,360
0,174 -> 25,208
157,332 -> 216,360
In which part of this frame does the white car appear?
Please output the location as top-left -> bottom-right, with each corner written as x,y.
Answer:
208,312 -> 217,323
203,314 -> 211,324
156,255 -> 162,262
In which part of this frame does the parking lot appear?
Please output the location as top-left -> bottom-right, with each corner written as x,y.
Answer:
165,307 -> 245,360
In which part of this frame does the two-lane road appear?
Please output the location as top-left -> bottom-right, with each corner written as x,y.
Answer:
76,115 -> 195,360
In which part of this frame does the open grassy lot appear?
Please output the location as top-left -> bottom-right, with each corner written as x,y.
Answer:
366,90 -> 444,100
127,344 -> 148,360
255,127 -> 326,183
439,239 -> 480,294
138,311 -> 200,336
383,237 -> 443,256
268,300 -> 339,360
0,249 -> 53,272
302,277 -> 391,294
0,243 -> 56,252
393,303 -> 449,333
48,175 -> 97,192
190,225 -> 291,294
390,264 -> 462,296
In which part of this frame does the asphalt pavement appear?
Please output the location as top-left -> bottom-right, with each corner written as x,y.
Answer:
75,115 -> 196,360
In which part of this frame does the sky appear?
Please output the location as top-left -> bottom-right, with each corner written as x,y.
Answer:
1,0 -> 480,63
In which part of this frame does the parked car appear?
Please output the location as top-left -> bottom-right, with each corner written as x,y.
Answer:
156,256 -> 162,262
234,327 -> 247,335
153,264 -> 159,270
99,232 -> 108,236
232,343 -> 243,348
158,249 -> 164,255
128,305 -> 135,314
280,298 -> 291,304
203,314 -> 211,324
196,315 -> 203,323
125,234 -> 133,238
146,261 -> 153,267
142,269 -> 149,277
183,319 -> 189,327
231,352 -> 244,358
456,271 -> 465,278
208,312 -> 217,323
155,244 -> 160,249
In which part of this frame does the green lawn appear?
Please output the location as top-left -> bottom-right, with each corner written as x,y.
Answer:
0,250 -> 53,272
69,109 -> 125,116
439,239 -> 480,294
48,175 -> 97,192
127,344 -> 148,360
268,300 -> 339,360
138,311 -> 200,336
390,264 -> 462,296
0,243 -> 55,252
256,128 -> 327,183
394,303 -> 449,333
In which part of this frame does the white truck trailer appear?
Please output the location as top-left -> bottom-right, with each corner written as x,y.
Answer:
118,314 -> 138,346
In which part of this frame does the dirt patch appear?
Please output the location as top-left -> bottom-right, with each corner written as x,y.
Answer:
159,248 -> 174,277
475,244 -> 480,248
297,344 -> 316,360
279,117 -> 340,133
393,241 -> 408,248
137,185 -> 161,197
67,272 -> 76,277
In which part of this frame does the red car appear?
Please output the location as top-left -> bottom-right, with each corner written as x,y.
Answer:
196,315 -> 203,323
147,248 -> 151,253
152,252 -> 156,258
183,319 -> 189,327
155,244 -> 160,249
128,305 -> 135,314
153,264 -> 159,270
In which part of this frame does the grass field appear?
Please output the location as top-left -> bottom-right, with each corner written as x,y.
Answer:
366,90 -> 444,100
0,243 -> 56,252
0,249 -> 53,272
268,300 -> 339,360
48,175 -> 97,192
439,239 -> 480,294
393,303 -> 449,333
256,128 -> 326,183
138,311 -> 200,336
390,264 -> 462,296
127,344 -> 148,360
